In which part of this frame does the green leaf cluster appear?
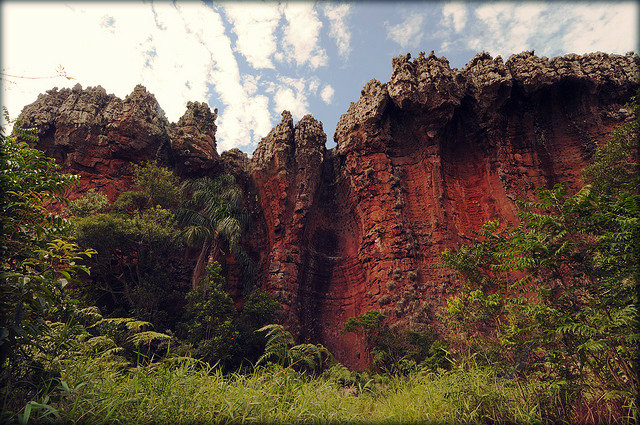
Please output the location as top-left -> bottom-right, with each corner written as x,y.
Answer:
177,263 -> 282,371
133,160 -> 182,209
0,125 -> 96,408
257,324 -> 332,373
440,93 -> 640,406
177,174 -> 255,292
342,310 -> 449,374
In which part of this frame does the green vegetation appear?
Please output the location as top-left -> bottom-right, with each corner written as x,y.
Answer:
1,93 -> 638,424
439,92 -> 639,421
257,324 -> 331,373
342,310 -> 448,375
0,124 -> 96,416
10,353 -> 604,424
178,173 -> 254,291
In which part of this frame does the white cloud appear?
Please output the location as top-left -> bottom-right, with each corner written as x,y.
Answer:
442,2 -> 467,32
308,78 -> 320,95
320,85 -> 334,104
323,3 -> 352,57
282,3 -> 327,68
561,3 -> 638,54
274,87 -> 308,119
242,75 -> 260,96
223,4 -> 281,69
271,76 -> 327,120
472,3 -> 547,55
458,2 -> 637,59
0,1 -> 275,151
385,14 -> 425,49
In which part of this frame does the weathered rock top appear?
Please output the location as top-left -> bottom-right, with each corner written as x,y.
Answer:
335,50 -> 639,153
250,111 -> 326,174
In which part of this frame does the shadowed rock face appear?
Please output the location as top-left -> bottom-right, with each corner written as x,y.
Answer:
168,101 -> 220,177
17,51 -> 639,369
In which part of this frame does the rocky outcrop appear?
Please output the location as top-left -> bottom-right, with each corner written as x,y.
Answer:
169,101 -> 220,177
16,84 -> 173,200
251,51 -> 639,368
15,84 -> 223,201
17,51 -> 639,369
250,112 -> 327,336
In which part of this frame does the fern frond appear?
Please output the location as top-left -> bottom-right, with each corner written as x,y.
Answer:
125,320 -> 153,332
256,324 -> 294,366
128,331 -> 171,347
288,343 -> 330,371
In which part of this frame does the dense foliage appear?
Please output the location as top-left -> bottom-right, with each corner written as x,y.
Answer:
178,174 -> 255,291
69,162 -> 278,371
0,126 -> 96,414
440,93 -> 639,420
342,310 -> 448,375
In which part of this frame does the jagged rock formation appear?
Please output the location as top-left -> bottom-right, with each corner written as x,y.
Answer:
17,51 -> 639,368
16,84 -> 223,201
168,101 -> 220,177
248,51 -> 639,368
250,112 -> 328,337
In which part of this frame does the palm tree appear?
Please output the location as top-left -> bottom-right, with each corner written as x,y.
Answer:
178,174 -> 254,290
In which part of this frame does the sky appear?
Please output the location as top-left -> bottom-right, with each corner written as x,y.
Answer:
1,1 -> 638,153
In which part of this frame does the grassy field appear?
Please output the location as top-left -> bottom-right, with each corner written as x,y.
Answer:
10,356 -> 633,424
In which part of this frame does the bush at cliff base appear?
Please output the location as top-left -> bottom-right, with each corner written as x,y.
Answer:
440,92 -> 639,421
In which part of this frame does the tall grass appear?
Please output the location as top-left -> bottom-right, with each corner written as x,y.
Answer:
14,356 -> 628,424
56,358 -> 369,424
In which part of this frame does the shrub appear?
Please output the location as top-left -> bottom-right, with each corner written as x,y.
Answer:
112,190 -> 150,213
68,189 -> 109,216
133,160 -> 181,209
0,125 -> 96,409
180,263 -> 239,368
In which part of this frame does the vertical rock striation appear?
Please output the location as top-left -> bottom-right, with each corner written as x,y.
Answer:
249,51 -> 638,368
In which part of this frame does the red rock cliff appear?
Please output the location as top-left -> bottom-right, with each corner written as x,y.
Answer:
248,51 -> 639,368
16,84 -> 223,201
16,51 -> 639,368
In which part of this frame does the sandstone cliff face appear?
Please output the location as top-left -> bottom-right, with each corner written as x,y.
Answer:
17,51 -> 639,369
250,51 -> 639,368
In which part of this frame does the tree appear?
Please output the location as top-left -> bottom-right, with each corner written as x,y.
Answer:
180,263 -> 239,368
0,125 -> 95,392
74,206 -> 183,327
133,160 -> 182,209
178,174 -> 254,290
71,162 -> 186,329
